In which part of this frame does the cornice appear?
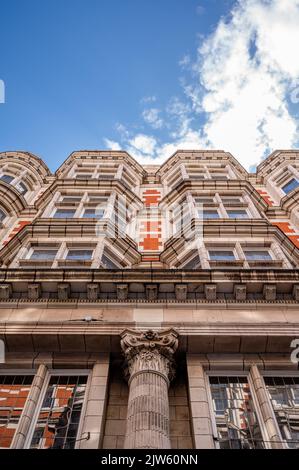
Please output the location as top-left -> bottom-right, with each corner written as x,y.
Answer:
55,150 -> 146,178
155,150 -> 248,178
0,151 -> 51,179
34,178 -> 143,211
159,179 -> 268,212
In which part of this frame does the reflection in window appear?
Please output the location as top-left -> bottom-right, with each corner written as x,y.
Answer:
66,250 -> 93,261
0,175 -> 14,184
15,182 -> 28,195
209,250 -> 235,261
181,253 -> 201,270
101,254 -> 119,269
202,210 -> 219,219
244,250 -> 272,261
282,178 -> 299,195
54,209 -> 75,218
227,209 -> 248,219
265,376 -> 299,448
209,376 -> 264,449
0,375 -> 33,448
30,249 -> 58,260
30,375 -> 87,449
82,208 -> 105,219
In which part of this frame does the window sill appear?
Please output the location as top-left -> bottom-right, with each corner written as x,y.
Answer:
57,260 -> 93,267
19,259 -> 54,267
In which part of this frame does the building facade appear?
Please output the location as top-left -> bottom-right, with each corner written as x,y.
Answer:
0,149 -> 299,449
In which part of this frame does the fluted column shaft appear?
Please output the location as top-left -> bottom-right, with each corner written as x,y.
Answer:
121,329 -> 178,449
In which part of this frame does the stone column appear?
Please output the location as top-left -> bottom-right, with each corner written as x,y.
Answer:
121,329 -> 179,449
249,364 -> 283,449
12,364 -> 48,449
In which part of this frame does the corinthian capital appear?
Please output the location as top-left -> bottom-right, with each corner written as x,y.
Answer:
120,329 -> 179,383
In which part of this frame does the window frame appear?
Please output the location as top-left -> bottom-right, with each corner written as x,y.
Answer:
24,369 -> 91,450
205,370 -> 270,449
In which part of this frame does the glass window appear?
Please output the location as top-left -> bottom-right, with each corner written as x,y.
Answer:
101,253 -> 120,269
0,208 -> 7,222
202,210 -> 219,219
0,375 -> 34,448
54,209 -> 75,218
209,376 -> 264,449
82,208 -> 105,219
30,249 -> 58,260
30,375 -> 88,449
265,377 -> 299,448
0,175 -> 14,184
182,254 -> 201,269
209,250 -> 235,261
282,178 -> 299,194
66,250 -> 93,260
244,250 -> 272,261
15,182 -> 28,195
227,209 -> 248,219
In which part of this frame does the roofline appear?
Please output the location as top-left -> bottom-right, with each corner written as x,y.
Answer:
0,151 -> 52,177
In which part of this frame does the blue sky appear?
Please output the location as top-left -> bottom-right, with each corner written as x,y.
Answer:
1,0 -> 299,172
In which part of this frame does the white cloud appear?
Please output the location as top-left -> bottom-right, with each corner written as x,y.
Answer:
142,108 -> 164,129
129,134 -> 157,155
104,0 -> 299,169
103,139 -> 121,150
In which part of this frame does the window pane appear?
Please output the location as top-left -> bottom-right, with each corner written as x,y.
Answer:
0,209 -> 6,222
244,250 -> 272,261
54,209 -> 75,218
0,375 -> 34,448
0,175 -> 14,184
66,250 -> 93,260
209,376 -> 264,449
282,178 -> 299,194
265,376 -> 299,448
82,209 -> 105,219
209,250 -> 235,261
15,182 -> 27,195
182,254 -> 201,269
30,375 -> 87,449
227,210 -> 248,219
202,210 -> 219,219
30,249 -> 58,260
101,253 -> 119,269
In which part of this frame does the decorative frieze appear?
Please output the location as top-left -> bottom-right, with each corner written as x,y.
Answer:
87,283 -> 99,301
263,284 -> 277,301
145,284 -> 158,301
121,329 -> 178,449
117,284 -> 129,300
205,284 -> 217,301
0,283 -> 12,300
175,284 -> 187,301
28,283 -> 41,300
234,284 -> 247,301
57,283 -> 70,300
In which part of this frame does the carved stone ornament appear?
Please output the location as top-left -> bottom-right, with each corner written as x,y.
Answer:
120,329 -> 179,383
